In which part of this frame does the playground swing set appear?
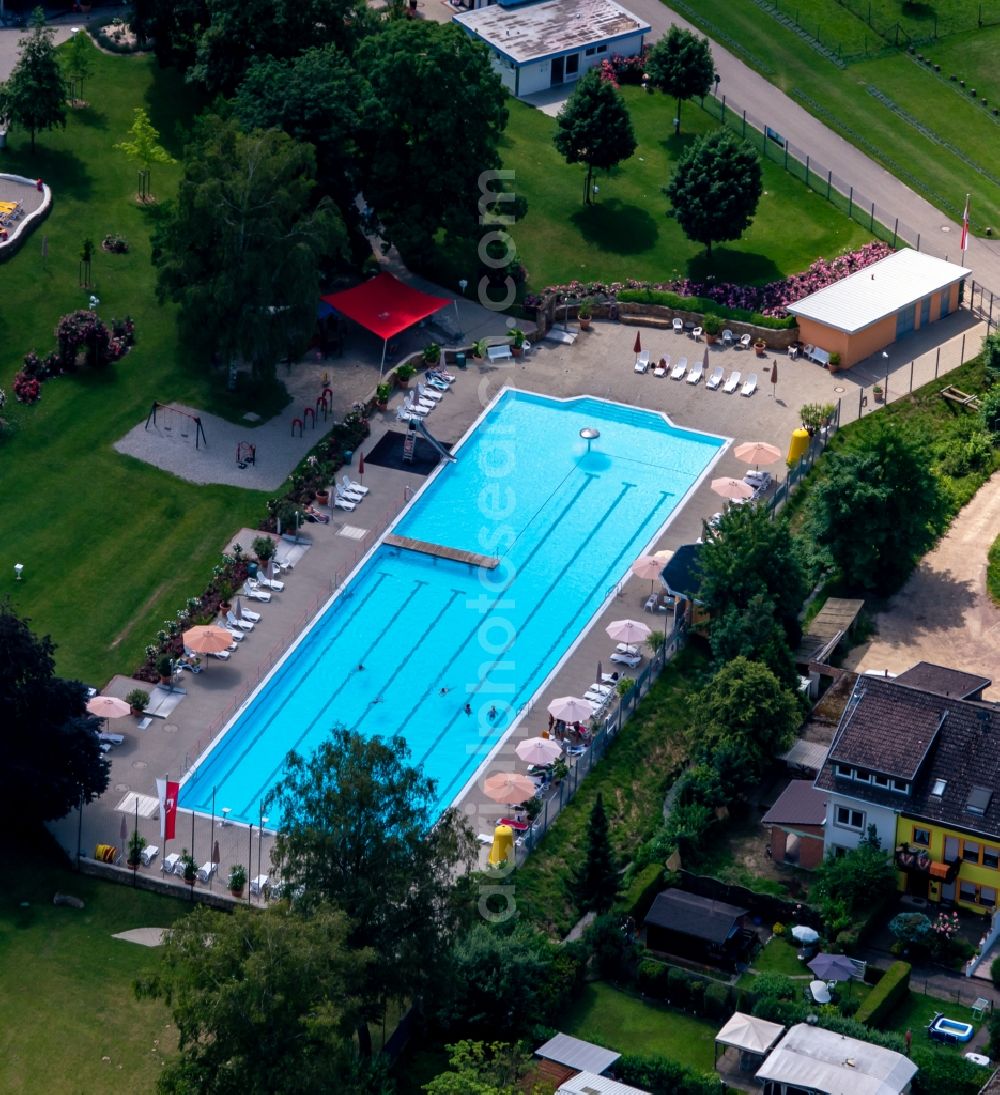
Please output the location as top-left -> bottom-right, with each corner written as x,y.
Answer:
144,402 -> 208,450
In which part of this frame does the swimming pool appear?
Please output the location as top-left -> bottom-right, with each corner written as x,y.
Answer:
180,391 -> 726,825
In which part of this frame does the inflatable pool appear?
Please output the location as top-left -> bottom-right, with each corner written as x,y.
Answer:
928,1013 -> 975,1044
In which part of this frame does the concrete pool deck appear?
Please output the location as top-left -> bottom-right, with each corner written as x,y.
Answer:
51,310 -> 986,893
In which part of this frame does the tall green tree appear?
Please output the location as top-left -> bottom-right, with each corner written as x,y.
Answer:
129,0 -> 208,70
3,9 -> 68,152
0,600 -> 108,826
709,593 -> 798,688
136,904 -> 390,1095
114,107 -> 176,203
153,117 -> 345,378
813,827 -> 896,931
424,1041 -> 551,1095
356,20 -> 508,265
570,792 -> 620,913
805,423 -> 948,593
645,25 -> 715,134
267,727 -> 477,1055
697,503 -> 808,643
554,69 -> 637,205
666,130 -> 762,256
61,27 -> 93,103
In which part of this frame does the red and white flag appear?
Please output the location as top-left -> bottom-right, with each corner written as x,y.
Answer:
157,778 -> 179,841
961,194 -> 971,253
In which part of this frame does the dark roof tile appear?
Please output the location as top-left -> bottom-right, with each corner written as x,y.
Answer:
644,890 -> 747,945
894,661 -> 991,700
762,780 -> 827,826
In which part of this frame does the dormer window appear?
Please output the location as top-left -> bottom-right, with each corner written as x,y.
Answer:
967,786 -> 993,816
931,778 -> 947,797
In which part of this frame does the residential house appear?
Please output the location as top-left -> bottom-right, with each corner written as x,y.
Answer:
815,669 -> 1000,915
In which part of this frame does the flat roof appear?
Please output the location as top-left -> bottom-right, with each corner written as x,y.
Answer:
536,1033 -> 620,1076
454,0 -> 650,65
786,248 -> 971,334
557,1072 -> 650,1095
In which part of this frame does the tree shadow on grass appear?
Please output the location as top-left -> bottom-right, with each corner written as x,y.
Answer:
143,65 -> 208,159
686,247 -> 784,287
70,106 -> 109,132
569,199 -> 659,256
5,146 -> 94,202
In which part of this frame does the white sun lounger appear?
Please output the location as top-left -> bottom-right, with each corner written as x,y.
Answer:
162,853 -> 181,874
671,357 -> 687,379
634,350 -> 650,374
615,642 -> 640,656
333,489 -> 357,512
610,650 -> 641,667
686,362 -> 703,384
341,474 -> 369,496
195,861 -> 217,883
250,873 -> 269,897
140,845 -> 159,867
705,365 -> 724,390
723,370 -> 742,393
243,581 -> 271,602
415,382 -> 443,403
227,609 -> 253,631
741,373 -> 759,397
239,605 -> 262,623
256,573 -> 285,592
653,358 -> 668,377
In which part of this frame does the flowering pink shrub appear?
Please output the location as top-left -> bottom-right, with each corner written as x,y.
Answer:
530,241 -> 893,318
13,371 -> 41,404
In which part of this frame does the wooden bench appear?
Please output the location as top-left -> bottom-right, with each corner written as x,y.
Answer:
803,344 -> 831,366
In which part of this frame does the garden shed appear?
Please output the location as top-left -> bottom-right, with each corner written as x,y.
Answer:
643,890 -> 754,968
761,780 -> 827,869
786,248 -> 970,368
453,0 -> 649,99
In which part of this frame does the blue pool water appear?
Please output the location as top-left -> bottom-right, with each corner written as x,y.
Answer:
180,391 -> 725,825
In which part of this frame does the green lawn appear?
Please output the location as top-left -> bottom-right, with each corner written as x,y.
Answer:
502,86 -> 872,290
0,41 -> 277,684
513,647 -> 707,934
886,991 -> 981,1062
753,936 -> 812,977
671,0 -> 1000,232
0,832 -> 189,1094
564,981 -> 718,1072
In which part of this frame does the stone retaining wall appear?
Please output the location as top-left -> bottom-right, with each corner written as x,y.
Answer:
0,175 -> 52,262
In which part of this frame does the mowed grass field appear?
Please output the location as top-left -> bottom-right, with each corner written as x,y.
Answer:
502,86 -> 872,289
671,0 -> 1000,232
0,40 -> 272,685
0,834 -> 188,1094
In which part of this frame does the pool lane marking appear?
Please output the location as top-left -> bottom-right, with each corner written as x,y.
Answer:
234,588 -> 464,818
432,487 -> 676,806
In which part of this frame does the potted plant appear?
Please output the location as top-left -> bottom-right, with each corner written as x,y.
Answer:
474,338 -> 488,360
510,329 -> 526,357
827,352 -> 841,373
314,485 -> 330,506
156,653 -> 174,684
616,677 -> 636,699
422,343 -> 440,367
252,535 -> 276,564
702,314 -> 722,344
375,382 -> 392,411
551,757 -> 569,784
754,337 -> 767,357
873,384 -> 884,403
395,363 -> 417,389
577,300 -> 593,331
520,797 -> 543,822
125,687 -> 150,716
228,864 -> 247,897
127,829 -> 147,868
179,849 -> 196,885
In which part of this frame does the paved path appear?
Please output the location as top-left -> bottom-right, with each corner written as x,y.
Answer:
845,468 -> 1000,701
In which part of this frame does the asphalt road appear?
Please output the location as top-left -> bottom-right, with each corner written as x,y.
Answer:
621,0 -> 1000,295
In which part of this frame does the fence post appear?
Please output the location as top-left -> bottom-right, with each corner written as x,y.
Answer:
935,347 -> 940,378
909,358 -> 914,392
784,141 -> 788,170
892,218 -> 898,248
870,202 -> 875,231
763,125 -> 767,152
916,232 -> 921,251
742,110 -> 746,138
827,170 -> 832,200
805,155 -> 810,188
848,186 -> 853,218
961,334 -> 966,361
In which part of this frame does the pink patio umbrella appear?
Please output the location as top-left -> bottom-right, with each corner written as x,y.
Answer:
516,737 -> 563,766
483,772 -> 537,804
183,624 -> 233,656
605,619 -> 652,646
547,696 -> 596,724
733,441 -> 781,468
711,476 -> 756,502
86,696 -> 131,720
631,555 -> 664,594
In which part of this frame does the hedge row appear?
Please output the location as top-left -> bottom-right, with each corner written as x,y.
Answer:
616,1054 -> 722,1095
854,960 -> 911,1027
616,863 -> 664,921
617,288 -> 798,330
636,961 -> 741,1022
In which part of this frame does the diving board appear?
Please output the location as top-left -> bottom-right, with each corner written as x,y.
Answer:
384,534 -> 499,569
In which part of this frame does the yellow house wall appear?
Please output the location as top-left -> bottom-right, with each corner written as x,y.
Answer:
896,815 -> 1000,915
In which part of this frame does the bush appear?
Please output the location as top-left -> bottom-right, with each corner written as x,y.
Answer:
854,961 -> 910,1028
991,955 -> 1000,989
939,430 -> 995,476
616,1054 -> 721,1095
617,288 -> 797,329
666,966 -> 690,1008
685,976 -> 705,1016
617,863 -> 664,920
753,973 -> 797,1000
839,994 -> 860,1018
637,960 -> 668,998
911,1048 -> 988,1095
980,384 -> 1000,439
753,995 -> 808,1026
702,981 -> 731,1022
586,914 -> 639,983
817,1014 -> 906,1053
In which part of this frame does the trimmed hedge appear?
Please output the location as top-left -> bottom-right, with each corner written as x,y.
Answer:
617,288 -> 798,329
616,1053 -> 721,1095
618,863 -> 665,921
816,1014 -> 907,1053
911,1048 -> 987,1095
854,961 -> 911,1027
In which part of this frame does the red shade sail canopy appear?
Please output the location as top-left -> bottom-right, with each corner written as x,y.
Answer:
320,273 -> 449,342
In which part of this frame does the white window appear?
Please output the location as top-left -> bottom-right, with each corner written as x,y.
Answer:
873,774 -> 890,788
836,763 -> 852,778
835,806 -> 865,831
892,779 -> 910,793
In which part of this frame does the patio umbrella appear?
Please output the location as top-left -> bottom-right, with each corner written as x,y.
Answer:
711,476 -> 755,502
212,840 -> 221,866
596,659 -> 603,684
702,344 -> 709,371
733,441 -> 781,468
631,554 -> 664,593
183,624 -> 233,656
120,813 -> 128,848
516,737 -> 563,766
808,953 -> 856,982
770,358 -> 778,397
809,980 -> 832,1005
633,331 -> 642,356
483,772 -> 537,804
791,925 -> 820,944
86,695 -> 131,720
547,696 -> 595,723
606,618 -> 652,645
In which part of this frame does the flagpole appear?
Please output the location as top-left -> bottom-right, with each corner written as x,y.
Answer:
133,795 -> 139,887
210,786 -> 216,890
